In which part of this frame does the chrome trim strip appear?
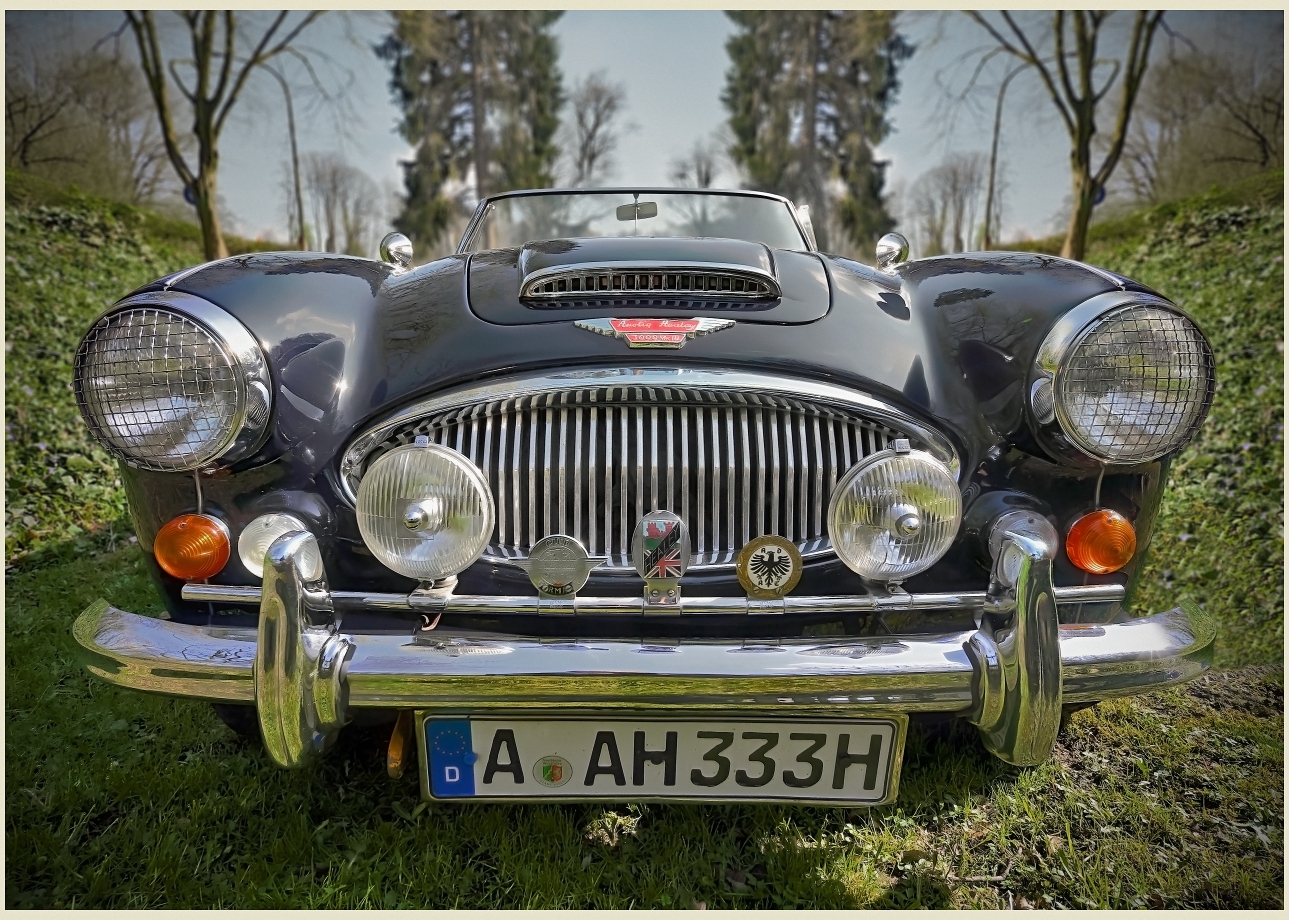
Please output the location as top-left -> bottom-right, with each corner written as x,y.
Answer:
181,581 -> 1125,613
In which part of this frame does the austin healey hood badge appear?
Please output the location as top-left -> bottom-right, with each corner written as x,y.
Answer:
515,535 -> 603,599
736,535 -> 803,599
630,510 -> 690,609
574,317 -> 735,349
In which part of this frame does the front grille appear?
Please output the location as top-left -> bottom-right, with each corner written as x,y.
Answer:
521,268 -> 778,300
361,384 -> 912,571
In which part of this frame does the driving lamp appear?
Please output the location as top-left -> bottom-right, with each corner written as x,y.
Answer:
827,444 -> 961,582
356,442 -> 494,581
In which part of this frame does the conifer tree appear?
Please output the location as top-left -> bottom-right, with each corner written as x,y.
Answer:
723,11 -> 911,253
378,11 -> 564,248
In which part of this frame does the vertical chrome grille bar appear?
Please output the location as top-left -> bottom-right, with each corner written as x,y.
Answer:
769,408 -> 780,537
740,407 -> 751,546
783,408 -> 795,541
797,411 -> 809,542
481,410 -> 494,544
754,407 -> 766,539
680,405 -> 690,527
709,404 -> 720,552
635,403 -> 644,524
557,405 -> 568,535
725,407 -> 736,556
811,413 -> 824,538
588,404 -> 598,555
664,405 -> 675,512
619,403 -> 628,559
572,401 -> 582,543
604,404 -> 615,556
695,406 -> 706,555
649,406 -> 659,515
527,403 -> 538,548
543,407 -> 553,542
494,399 -> 505,543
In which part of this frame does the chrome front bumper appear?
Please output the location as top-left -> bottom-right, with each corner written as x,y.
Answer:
72,527 -> 1215,770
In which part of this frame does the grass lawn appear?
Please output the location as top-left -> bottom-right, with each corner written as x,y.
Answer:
5,171 -> 1283,907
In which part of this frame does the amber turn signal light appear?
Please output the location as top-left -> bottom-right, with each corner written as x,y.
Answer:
1066,509 -> 1137,574
154,513 -> 231,580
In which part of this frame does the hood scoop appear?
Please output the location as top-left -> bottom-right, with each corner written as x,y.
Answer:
518,237 -> 780,308
467,236 -> 831,326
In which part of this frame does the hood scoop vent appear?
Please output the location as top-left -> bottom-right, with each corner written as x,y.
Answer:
466,236 -> 830,325
521,264 -> 780,309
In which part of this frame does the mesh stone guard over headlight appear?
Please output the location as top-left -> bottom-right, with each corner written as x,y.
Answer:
1032,291 -> 1215,464
73,292 -> 272,472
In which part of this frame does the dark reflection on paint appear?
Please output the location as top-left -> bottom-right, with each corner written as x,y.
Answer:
903,355 -> 929,408
934,287 -> 993,309
877,292 -> 910,320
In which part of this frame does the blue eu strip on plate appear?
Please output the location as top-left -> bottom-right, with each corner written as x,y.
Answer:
427,719 -> 476,797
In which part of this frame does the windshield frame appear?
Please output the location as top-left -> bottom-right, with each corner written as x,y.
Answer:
455,187 -> 813,254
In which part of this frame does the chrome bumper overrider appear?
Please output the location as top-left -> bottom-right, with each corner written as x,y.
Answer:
72,528 -> 1215,771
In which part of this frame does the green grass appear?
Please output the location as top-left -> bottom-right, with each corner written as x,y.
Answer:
5,170 -> 1284,907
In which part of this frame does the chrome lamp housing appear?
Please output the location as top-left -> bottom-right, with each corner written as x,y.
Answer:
73,292 -> 272,472
1030,291 -> 1216,464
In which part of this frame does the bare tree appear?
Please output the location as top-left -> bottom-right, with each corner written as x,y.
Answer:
125,11 -> 323,259
966,11 -> 1165,260
6,47 -> 179,205
561,71 -> 627,187
302,153 -> 381,256
1113,47 -> 1282,205
670,136 -> 724,188
263,64 -> 305,250
903,152 -> 989,256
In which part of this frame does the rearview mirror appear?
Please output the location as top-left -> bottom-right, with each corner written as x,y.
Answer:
616,201 -> 658,221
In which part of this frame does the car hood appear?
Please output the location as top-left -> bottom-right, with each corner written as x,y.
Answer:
467,236 -> 831,325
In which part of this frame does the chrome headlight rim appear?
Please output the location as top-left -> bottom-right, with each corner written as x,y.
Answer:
73,292 -> 273,472
826,445 -> 963,583
1031,291 -> 1215,465
355,441 -> 496,582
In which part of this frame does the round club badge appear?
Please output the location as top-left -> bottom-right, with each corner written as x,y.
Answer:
516,535 -> 602,598
534,754 -> 573,787
736,535 -> 803,599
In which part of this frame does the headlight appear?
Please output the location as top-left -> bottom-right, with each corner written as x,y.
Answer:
73,296 -> 271,471
1034,295 -> 1214,463
356,442 -> 494,581
827,445 -> 961,583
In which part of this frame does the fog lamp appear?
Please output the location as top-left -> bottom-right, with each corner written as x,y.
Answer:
238,512 -> 319,579
154,513 -> 231,580
356,442 -> 494,581
1066,509 -> 1136,574
827,446 -> 961,582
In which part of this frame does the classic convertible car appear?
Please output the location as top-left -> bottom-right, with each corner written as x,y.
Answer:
72,188 -> 1216,804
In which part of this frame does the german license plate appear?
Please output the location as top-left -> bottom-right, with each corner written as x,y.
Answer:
417,715 -> 906,804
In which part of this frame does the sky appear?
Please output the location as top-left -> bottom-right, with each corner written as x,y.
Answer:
7,10 -> 1283,250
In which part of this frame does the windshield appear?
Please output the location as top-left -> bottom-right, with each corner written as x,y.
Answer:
460,191 -> 808,252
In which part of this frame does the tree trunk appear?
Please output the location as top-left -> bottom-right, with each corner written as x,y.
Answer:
194,123 -> 228,259
468,14 -> 488,201
1061,162 -> 1096,261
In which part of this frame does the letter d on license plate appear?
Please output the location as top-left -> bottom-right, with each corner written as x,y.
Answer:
418,715 -> 906,804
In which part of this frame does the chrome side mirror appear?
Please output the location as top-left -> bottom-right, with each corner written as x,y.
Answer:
379,232 -> 413,272
876,232 -> 909,273
794,204 -> 817,250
